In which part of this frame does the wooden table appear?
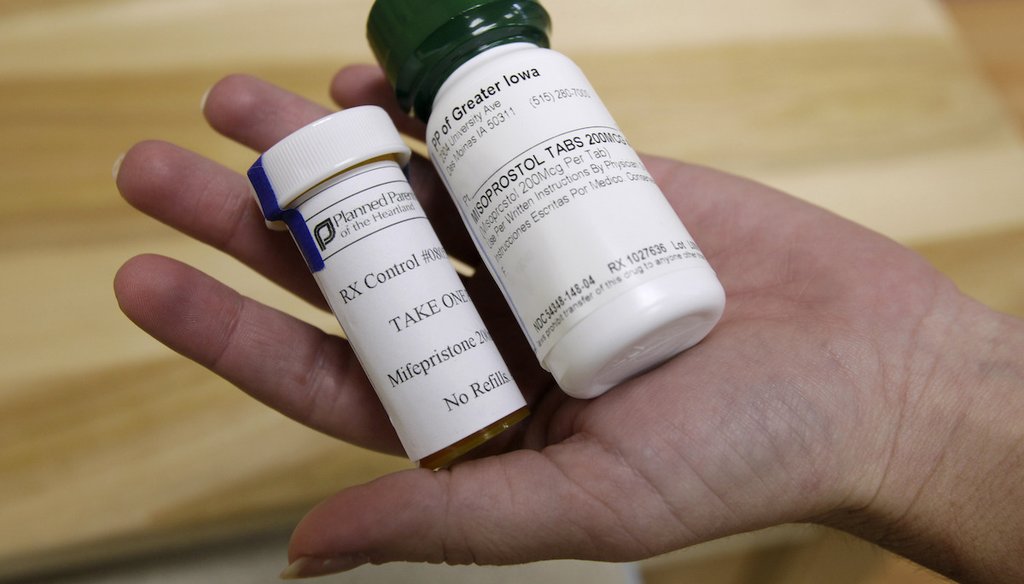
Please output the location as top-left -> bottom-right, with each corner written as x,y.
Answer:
0,0 -> 1021,580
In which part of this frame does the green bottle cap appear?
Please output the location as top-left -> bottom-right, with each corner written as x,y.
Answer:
367,0 -> 551,122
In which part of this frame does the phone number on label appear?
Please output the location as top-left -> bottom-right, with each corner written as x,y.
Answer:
529,87 -> 592,108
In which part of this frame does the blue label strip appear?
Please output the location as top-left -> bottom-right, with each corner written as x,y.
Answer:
247,156 -> 326,273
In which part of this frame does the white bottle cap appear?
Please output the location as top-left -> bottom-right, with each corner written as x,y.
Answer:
248,106 -> 412,224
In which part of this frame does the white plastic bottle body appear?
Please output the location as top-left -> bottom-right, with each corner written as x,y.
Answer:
293,159 -> 526,462
426,44 -> 725,398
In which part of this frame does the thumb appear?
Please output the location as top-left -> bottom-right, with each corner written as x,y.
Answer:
282,444 -> 661,578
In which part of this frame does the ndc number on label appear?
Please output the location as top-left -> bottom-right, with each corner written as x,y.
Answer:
531,274 -> 597,332
533,294 -> 566,332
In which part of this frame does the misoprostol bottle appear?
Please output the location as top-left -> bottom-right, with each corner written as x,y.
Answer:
368,0 -> 726,398
248,107 -> 528,469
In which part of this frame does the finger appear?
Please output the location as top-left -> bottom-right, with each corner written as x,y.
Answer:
116,140 -> 328,309
284,444 -> 670,576
330,64 -> 426,141
203,74 -> 332,151
114,253 -> 400,454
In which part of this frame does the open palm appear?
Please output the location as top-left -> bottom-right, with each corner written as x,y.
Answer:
115,66 -> 971,577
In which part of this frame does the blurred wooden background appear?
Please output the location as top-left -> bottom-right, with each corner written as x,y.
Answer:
0,0 -> 1021,581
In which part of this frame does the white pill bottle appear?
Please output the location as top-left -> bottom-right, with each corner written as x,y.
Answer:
248,107 -> 527,469
368,0 -> 725,398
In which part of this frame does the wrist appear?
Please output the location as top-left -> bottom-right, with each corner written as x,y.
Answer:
828,294 -> 1024,582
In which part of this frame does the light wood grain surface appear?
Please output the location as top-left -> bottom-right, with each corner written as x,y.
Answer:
0,0 -> 1021,581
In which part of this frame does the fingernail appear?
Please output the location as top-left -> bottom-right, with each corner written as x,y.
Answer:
112,152 -> 126,182
199,85 -> 213,114
280,556 -> 367,580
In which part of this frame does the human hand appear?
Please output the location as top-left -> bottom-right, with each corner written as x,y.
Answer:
114,68 -> 1024,581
